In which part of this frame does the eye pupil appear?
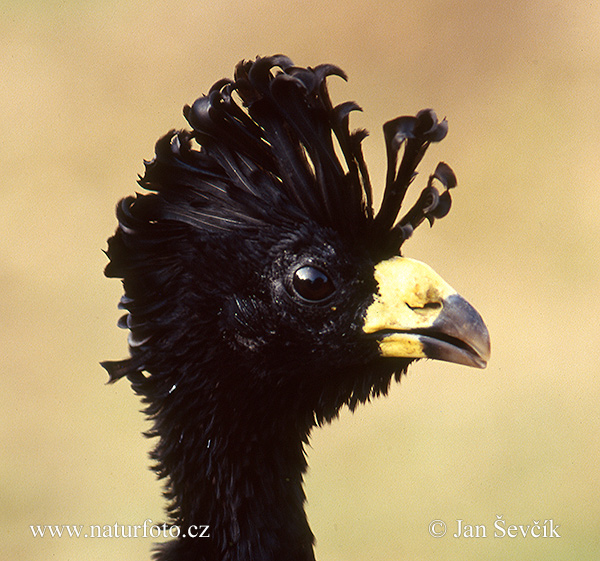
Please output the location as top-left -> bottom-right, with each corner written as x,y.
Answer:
292,266 -> 335,302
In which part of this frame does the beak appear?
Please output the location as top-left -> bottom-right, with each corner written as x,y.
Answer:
363,257 -> 490,368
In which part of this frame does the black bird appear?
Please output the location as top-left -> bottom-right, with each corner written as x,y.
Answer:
103,55 -> 490,561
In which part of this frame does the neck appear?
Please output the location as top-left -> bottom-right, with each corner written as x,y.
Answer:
150,378 -> 317,561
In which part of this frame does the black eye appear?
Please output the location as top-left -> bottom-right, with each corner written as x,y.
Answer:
292,266 -> 335,302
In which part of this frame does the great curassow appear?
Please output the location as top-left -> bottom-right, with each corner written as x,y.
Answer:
103,55 -> 490,561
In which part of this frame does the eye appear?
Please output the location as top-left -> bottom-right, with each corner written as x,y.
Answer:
292,266 -> 335,302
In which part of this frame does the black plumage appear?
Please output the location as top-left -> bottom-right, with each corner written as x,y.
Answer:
103,55 -> 489,561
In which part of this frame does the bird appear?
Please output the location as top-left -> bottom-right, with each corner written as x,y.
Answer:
103,54 -> 490,561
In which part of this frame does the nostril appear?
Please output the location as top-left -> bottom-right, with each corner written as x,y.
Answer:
407,301 -> 442,311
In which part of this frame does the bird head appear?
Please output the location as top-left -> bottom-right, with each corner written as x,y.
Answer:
103,54 -> 490,426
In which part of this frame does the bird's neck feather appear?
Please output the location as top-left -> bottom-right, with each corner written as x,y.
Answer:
151,374 -> 317,561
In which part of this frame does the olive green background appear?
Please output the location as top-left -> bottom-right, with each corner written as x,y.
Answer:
2,1 -> 599,559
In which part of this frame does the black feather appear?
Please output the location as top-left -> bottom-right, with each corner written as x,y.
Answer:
103,55 -> 458,561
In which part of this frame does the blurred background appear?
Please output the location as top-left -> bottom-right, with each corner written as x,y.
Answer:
2,0 -> 599,559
